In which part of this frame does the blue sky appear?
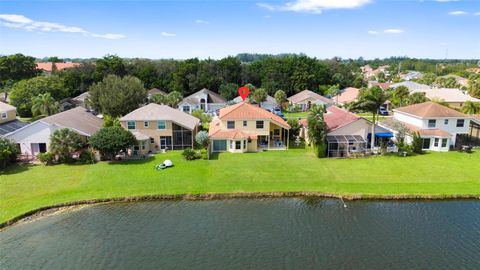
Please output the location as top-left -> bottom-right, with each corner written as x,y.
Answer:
0,0 -> 479,59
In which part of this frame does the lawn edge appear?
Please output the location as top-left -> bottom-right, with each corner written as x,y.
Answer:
2,192 -> 480,230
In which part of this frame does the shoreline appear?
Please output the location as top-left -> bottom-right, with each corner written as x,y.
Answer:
2,192 -> 480,230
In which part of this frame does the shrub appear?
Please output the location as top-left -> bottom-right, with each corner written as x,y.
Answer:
0,138 -> 19,169
49,128 -> 83,162
287,119 -> 300,139
195,131 -> 209,148
200,149 -> 208,160
182,148 -> 200,160
79,150 -> 96,164
89,127 -> 137,160
38,152 -> 55,165
411,132 -> 424,154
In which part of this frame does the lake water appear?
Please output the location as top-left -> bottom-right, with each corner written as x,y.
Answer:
1,199 -> 480,269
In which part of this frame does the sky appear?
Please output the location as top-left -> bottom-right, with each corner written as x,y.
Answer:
0,0 -> 479,59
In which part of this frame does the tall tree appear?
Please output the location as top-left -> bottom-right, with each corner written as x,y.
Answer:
9,76 -> 67,117
306,105 -> 328,158
468,78 -> 480,98
252,88 -> 267,103
89,127 -> 137,160
350,86 -> 390,150
274,90 -> 287,107
166,91 -> 183,107
49,128 -> 83,161
88,75 -> 146,117
31,92 -> 59,116
461,101 -> 480,115
93,55 -> 127,81
219,83 -> 239,100
0,54 -> 39,100
392,86 -> 410,107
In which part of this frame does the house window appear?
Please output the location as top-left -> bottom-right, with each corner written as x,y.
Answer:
428,119 -> 436,128
441,138 -> 448,147
144,121 -> 149,128
274,129 -> 280,136
444,119 -> 449,125
182,106 -> 190,113
1,112 -> 6,119
456,119 -> 465,127
256,121 -> 264,129
235,141 -> 241,149
157,120 -> 166,129
150,137 -> 155,144
127,121 -> 135,130
243,121 -> 247,127
141,141 -> 146,150
422,138 -> 431,149
434,138 -> 439,147
227,121 -> 235,129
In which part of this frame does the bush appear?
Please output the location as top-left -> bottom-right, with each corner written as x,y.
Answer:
38,152 -> 55,165
79,150 -> 96,164
182,148 -> 200,160
411,132 -> 424,154
0,138 -> 19,169
195,131 -> 209,148
200,149 -> 208,160
89,127 -> 137,160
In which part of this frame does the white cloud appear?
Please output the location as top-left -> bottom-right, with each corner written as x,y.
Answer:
0,13 -> 125,39
435,0 -> 459,2
257,0 -> 371,14
161,32 -> 176,37
384,29 -> 404,34
448,10 -> 468,15
195,19 -> 209,24
367,30 -> 378,34
474,12 -> 480,16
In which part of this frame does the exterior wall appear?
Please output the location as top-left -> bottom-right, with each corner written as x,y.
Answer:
219,119 -> 272,136
0,109 -> 16,124
421,137 -> 450,152
227,139 -> 248,153
247,139 -> 258,152
393,112 -> 424,127
178,102 -> 194,114
121,120 -> 174,152
327,119 -> 371,138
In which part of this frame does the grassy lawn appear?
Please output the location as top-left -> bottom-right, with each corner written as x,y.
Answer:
1,149 -> 480,224
284,111 -> 308,119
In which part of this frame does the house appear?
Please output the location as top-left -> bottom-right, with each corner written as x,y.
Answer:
232,95 -> 278,111
288,90 -> 333,111
36,62 -> 80,73
390,81 -> 430,92
400,71 -> 423,81
333,87 -> 360,105
299,106 -> 392,157
70,92 -> 90,109
437,75 -> 469,88
147,88 -> 167,99
4,107 -> 102,157
410,88 -> 480,108
208,102 -> 290,153
178,88 -> 226,114
361,65 -> 389,80
120,103 -> 200,155
367,81 -> 392,91
380,102 -> 472,152
0,101 -> 29,137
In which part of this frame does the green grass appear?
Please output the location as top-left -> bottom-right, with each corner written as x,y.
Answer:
284,111 -> 308,119
1,149 -> 480,224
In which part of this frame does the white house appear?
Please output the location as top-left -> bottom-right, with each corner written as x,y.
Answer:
4,107 -> 102,157
178,88 -> 226,114
288,90 -> 333,111
232,95 -> 278,111
380,102 -> 472,152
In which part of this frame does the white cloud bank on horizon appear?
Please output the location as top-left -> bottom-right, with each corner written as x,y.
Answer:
161,32 -> 176,37
195,19 -> 209,24
368,29 -> 404,34
0,14 -> 125,39
257,0 -> 371,14
448,11 -> 468,15
435,0 -> 459,2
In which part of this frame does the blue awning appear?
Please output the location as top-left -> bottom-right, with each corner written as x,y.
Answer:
368,132 -> 394,138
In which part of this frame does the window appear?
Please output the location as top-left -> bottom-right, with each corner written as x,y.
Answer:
144,121 -> 149,128
227,121 -> 235,129
422,138 -> 431,149
235,141 -> 241,150
444,119 -> 448,125
127,121 -> 135,130
1,112 -> 6,119
243,121 -> 247,127
141,141 -> 146,150
248,139 -> 251,143
182,106 -> 190,113
256,121 -> 264,129
274,129 -> 280,136
428,119 -> 436,128
434,138 -> 439,147
441,138 -> 448,147
150,137 -> 155,144
456,119 -> 465,127
157,120 -> 166,129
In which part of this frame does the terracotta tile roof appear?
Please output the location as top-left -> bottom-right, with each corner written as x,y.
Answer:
41,107 -> 102,136
333,87 -> 360,104
208,119 -> 257,139
0,101 -> 16,111
36,62 -> 80,72
120,103 -> 200,130
418,129 -> 452,137
288,90 -> 333,105
219,102 -> 290,129
299,106 -> 363,132
369,82 -> 391,91
394,101 -> 468,118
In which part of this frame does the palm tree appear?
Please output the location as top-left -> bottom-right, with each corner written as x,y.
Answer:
461,101 -> 480,115
392,86 -> 409,107
150,93 -> 166,105
349,86 -> 390,150
306,104 -> 328,157
49,128 -> 83,161
31,92 -> 59,116
166,91 -> 183,107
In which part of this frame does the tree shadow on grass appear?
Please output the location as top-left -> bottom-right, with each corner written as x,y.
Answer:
0,163 -> 36,175
105,156 -> 156,166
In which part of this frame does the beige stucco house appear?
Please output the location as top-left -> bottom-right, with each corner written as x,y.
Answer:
120,103 -> 200,155
288,90 -> 333,111
0,101 -> 16,124
209,102 -> 290,153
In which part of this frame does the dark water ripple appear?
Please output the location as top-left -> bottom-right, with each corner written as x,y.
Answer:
1,199 -> 479,270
